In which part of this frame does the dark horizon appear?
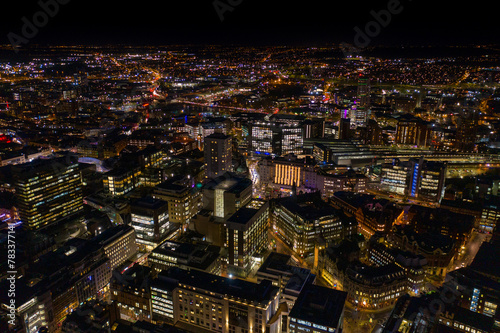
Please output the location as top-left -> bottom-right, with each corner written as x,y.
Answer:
1,0 -> 499,48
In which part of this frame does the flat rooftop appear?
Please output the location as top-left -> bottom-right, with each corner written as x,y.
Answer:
289,284 -> 347,329
150,241 -> 221,271
226,200 -> 267,226
160,267 -> 279,305
203,173 -> 252,193
130,197 -> 168,210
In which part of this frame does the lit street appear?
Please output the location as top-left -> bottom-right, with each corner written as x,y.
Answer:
449,231 -> 488,271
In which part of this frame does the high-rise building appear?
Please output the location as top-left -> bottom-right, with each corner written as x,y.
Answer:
380,159 -> 413,196
313,143 -> 332,164
249,121 -> 303,156
302,119 -> 325,139
355,74 -> 370,128
456,111 -> 479,152
202,173 -> 253,219
204,133 -> 232,179
225,199 -> 269,277
364,119 -> 382,145
130,197 -> 171,251
338,118 -> 351,139
12,155 -> 83,230
395,115 -> 430,147
416,160 -> 447,202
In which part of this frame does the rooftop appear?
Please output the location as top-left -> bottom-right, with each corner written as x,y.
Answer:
160,267 -> 279,305
205,132 -> 231,140
278,192 -> 343,222
150,240 -> 221,271
130,197 -> 168,211
203,172 -> 252,193
469,241 -> 500,279
289,284 -> 347,329
226,200 -> 267,226
442,306 -> 495,332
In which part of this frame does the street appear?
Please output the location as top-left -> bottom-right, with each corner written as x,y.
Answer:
343,302 -> 393,333
449,231 -> 488,271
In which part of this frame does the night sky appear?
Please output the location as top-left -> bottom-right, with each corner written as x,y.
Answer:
1,0 -> 498,46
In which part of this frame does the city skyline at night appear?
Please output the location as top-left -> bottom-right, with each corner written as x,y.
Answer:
2,2 -> 500,333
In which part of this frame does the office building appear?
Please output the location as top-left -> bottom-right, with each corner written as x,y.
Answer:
456,111 -> 479,152
258,155 -> 319,192
150,273 -> 178,325
331,191 -> 404,238
0,285 -> 52,333
416,160 -> 447,202
408,205 -> 474,249
61,300 -> 114,333
257,252 -> 316,309
249,121 -> 303,156
153,176 -> 202,227
156,267 -> 282,333
389,225 -> 456,277
302,119 -> 325,139
273,192 -> 357,255
313,143 -> 332,164
323,240 -> 409,310
395,115 -> 430,147
319,172 -> 368,197
447,267 -> 500,320
363,119 -> 383,145
103,166 -> 142,197
111,265 -> 153,323
204,133 -> 232,179
380,158 -> 414,196
380,158 -> 446,202
368,236 -> 426,294
289,284 -> 347,333
337,118 -> 351,140
12,155 -> 83,230
130,197 -> 171,251
354,75 -> 370,128
480,196 -> 500,232
92,224 -> 137,270
0,236 -> 113,331
437,306 -> 495,333
225,199 -> 269,277
202,173 -> 253,219
148,240 -> 222,275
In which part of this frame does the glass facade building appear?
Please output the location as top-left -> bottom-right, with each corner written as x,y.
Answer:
13,155 -> 83,230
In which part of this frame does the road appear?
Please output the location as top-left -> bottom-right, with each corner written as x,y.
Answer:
449,231 -> 488,271
366,186 -> 438,208
343,302 -> 393,333
269,230 -> 309,268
